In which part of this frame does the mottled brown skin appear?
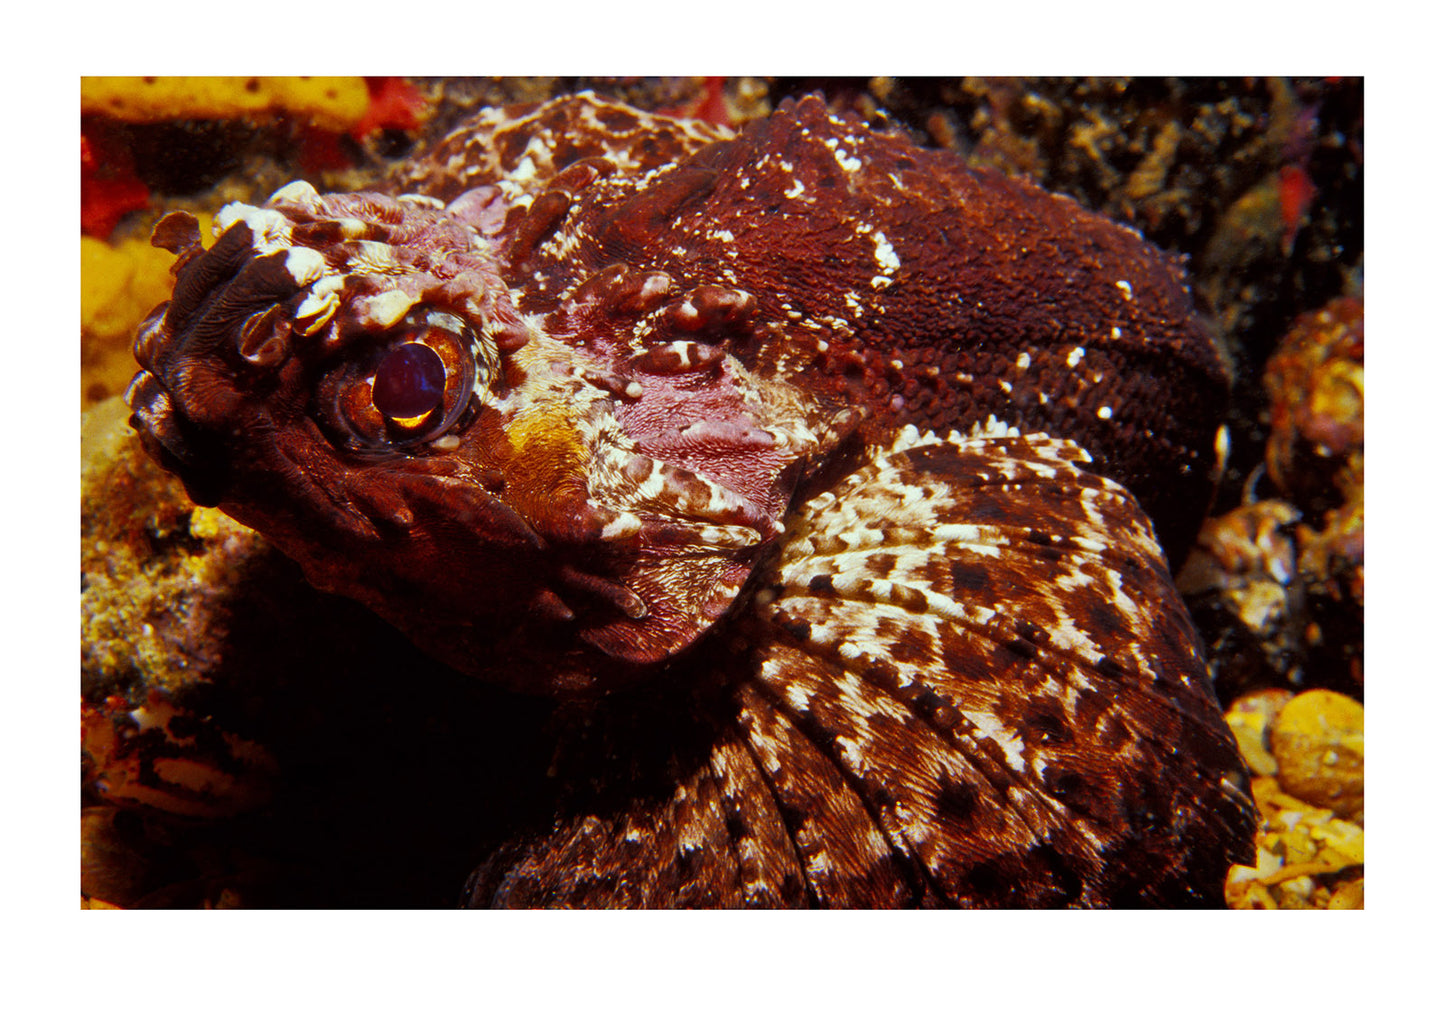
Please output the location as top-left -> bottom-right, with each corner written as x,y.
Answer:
396,94 -> 1227,566
467,431 -> 1254,907
126,93 -> 1252,907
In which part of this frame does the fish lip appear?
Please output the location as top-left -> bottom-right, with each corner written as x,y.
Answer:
124,368 -> 236,507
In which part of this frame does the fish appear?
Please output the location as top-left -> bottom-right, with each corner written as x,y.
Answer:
125,91 -> 1255,907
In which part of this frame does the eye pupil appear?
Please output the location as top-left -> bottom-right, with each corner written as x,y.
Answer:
372,343 -> 447,419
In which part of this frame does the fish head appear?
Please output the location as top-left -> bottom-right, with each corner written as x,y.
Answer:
127,182 -> 843,694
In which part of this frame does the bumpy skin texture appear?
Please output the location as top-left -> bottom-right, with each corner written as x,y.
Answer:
469,428 -> 1254,907
127,92 -> 1253,906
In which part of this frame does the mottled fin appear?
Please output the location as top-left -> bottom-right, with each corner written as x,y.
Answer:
466,429 -> 1256,907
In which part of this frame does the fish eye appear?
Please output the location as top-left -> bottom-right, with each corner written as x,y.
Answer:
313,308 -> 496,454
373,342 -> 448,420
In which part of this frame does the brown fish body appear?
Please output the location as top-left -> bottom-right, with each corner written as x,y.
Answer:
393,93 -> 1227,561
125,92 -> 1253,907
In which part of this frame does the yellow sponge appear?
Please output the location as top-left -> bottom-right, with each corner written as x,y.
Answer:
82,76 -> 371,132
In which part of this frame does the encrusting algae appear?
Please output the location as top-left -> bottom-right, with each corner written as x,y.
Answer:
1222,688 -> 1364,908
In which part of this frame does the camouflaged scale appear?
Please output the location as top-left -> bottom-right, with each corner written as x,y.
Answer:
127,92 -> 1255,907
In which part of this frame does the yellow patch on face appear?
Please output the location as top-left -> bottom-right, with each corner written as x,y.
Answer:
498,399 -> 591,508
489,324 -> 616,514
